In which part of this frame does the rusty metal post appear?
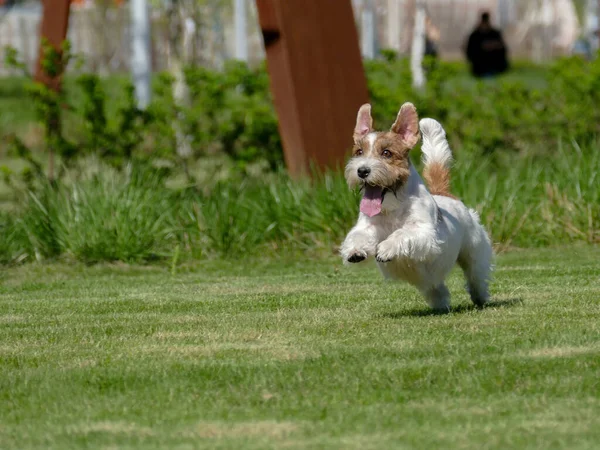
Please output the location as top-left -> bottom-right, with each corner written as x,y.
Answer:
35,0 -> 71,183
256,0 -> 369,176
35,0 -> 71,90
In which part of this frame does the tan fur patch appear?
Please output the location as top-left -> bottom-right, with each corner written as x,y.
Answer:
423,161 -> 456,198
351,142 -> 364,157
374,132 -> 411,186
352,132 -> 411,188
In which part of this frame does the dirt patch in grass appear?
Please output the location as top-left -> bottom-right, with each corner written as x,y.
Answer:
184,420 -> 299,439
140,341 -> 317,361
67,421 -> 155,437
0,314 -> 27,324
521,346 -> 600,358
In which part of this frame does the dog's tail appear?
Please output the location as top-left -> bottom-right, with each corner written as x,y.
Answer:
419,118 -> 455,198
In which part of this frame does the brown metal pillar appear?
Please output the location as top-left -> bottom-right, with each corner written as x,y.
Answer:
35,0 -> 71,91
256,0 -> 369,176
35,0 -> 71,183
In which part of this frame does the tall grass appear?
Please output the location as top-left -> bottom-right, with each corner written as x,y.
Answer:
0,140 -> 597,265
1,170 -> 182,264
454,140 -> 599,249
190,171 -> 359,256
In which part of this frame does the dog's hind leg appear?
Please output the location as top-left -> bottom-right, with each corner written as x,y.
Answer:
421,283 -> 451,312
458,217 -> 493,307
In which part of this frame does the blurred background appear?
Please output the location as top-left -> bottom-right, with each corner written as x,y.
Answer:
0,0 -> 598,265
0,0 -> 598,74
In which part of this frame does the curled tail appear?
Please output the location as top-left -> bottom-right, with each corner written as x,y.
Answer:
419,118 -> 455,198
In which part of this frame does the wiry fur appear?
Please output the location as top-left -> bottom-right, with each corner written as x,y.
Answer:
419,118 -> 453,168
419,118 -> 454,198
340,104 -> 493,311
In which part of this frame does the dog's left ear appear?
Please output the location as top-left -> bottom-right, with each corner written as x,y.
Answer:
391,102 -> 420,148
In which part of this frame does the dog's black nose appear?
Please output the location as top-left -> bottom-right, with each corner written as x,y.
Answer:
357,166 -> 371,179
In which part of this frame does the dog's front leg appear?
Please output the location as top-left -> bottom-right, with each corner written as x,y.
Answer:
376,224 -> 440,263
340,217 -> 378,263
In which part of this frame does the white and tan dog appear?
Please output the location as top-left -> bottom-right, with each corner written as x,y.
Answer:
341,103 -> 493,311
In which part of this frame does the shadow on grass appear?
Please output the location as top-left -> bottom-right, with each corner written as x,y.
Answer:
382,297 -> 524,318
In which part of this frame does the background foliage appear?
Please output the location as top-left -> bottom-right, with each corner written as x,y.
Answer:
0,49 -> 599,265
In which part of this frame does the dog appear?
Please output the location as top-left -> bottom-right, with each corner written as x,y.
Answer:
340,103 -> 493,311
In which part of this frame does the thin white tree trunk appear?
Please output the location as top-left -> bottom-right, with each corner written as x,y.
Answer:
130,0 -> 152,108
172,61 -> 192,160
387,0 -> 401,53
234,0 -> 248,61
212,6 -> 226,69
18,17 -> 31,74
361,0 -> 376,59
410,0 -> 426,90
166,3 -> 193,161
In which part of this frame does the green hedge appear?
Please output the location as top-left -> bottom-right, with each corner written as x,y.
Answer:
0,139 -> 598,265
1,54 -> 600,264
4,53 -> 600,180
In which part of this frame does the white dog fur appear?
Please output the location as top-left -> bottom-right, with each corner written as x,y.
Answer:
340,103 -> 493,311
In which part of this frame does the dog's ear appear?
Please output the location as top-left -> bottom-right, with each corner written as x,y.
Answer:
354,104 -> 373,143
391,102 -> 420,148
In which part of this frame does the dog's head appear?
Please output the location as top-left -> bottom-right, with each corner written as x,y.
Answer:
345,103 -> 420,217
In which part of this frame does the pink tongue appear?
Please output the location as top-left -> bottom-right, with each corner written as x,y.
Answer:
360,185 -> 384,217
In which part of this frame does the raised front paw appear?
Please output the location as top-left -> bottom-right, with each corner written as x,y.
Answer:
347,252 -> 366,263
341,231 -> 376,264
376,240 -> 397,263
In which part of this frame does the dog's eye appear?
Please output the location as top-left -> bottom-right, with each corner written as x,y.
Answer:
355,149 -> 363,156
382,149 -> 392,158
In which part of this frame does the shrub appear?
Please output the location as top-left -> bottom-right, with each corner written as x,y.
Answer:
1,49 -> 600,265
2,168 -> 182,264
0,139 -> 597,266
57,170 -> 179,263
182,61 -> 283,171
5,47 -> 600,180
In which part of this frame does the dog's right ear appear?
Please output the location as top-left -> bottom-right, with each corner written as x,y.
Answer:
353,104 -> 372,143
391,102 -> 420,148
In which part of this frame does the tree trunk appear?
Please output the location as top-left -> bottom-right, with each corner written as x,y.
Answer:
130,0 -> 152,109
386,0 -> 401,54
410,0 -> 426,90
166,1 -> 194,178
234,0 -> 248,61
361,0 -> 376,59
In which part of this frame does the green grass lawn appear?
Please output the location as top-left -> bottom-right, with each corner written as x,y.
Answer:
1,246 -> 599,449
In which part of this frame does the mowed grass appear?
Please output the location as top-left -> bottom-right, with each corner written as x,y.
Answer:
1,247 -> 599,449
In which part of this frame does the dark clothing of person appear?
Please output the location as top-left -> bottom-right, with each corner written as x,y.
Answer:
466,27 -> 509,77
425,37 -> 438,58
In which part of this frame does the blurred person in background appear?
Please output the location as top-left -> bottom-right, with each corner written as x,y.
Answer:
425,16 -> 440,59
572,29 -> 600,60
465,12 -> 509,78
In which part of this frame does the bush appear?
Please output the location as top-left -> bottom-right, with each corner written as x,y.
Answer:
57,170 -> 180,263
182,61 -> 283,171
365,56 -> 600,158
1,168 -> 183,264
5,48 -> 600,180
0,138 -> 598,266
2,50 -> 600,265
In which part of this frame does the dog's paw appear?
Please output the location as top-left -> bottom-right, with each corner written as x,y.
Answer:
347,252 -> 367,263
376,240 -> 397,263
376,254 -> 392,263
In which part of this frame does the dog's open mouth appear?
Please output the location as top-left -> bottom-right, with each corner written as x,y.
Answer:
360,185 -> 387,217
